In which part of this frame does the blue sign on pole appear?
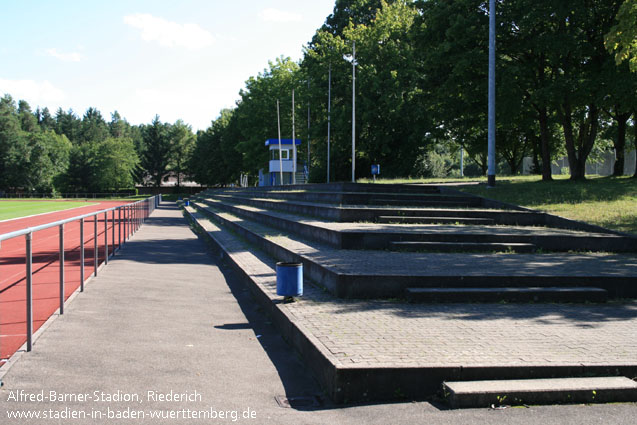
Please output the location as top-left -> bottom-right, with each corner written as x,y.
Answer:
371,164 -> 380,175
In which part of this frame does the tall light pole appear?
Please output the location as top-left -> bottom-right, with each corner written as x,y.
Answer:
327,63 -> 332,183
344,41 -> 357,183
277,100 -> 283,185
307,79 -> 311,175
292,89 -> 296,185
487,0 -> 496,187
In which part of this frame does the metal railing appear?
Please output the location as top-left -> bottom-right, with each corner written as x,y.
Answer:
0,194 -> 161,355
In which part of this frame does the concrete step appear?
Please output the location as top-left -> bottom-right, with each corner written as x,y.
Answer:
391,241 -> 537,253
378,216 -> 495,225
199,197 -> 637,253
370,197 -> 480,207
406,287 -> 608,303
190,201 -> 637,300
223,182 -> 442,194
209,193 -> 539,225
443,376 -> 637,408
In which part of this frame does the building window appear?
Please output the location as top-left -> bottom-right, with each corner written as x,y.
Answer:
271,149 -> 289,160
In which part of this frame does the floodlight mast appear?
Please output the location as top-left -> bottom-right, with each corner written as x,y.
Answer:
277,100 -> 283,185
487,0 -> 496,187
351,41 -> 356,183
343,42 -> 357,183
292,89 -> 296,185
307,79 -> 311,174
327,64 -> 332,183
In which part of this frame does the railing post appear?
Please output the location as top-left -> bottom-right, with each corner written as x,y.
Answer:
112,209 -> 115,256
59,224 -> 65,315
104,212 -> 108,265
118,207 -> 122,248
94,214 -> 98,276
26,233 -> 33,352
80,218 -> 84,292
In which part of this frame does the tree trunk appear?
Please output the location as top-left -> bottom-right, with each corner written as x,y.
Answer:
505,156 -> 517,175
537,106 -> 553,181
532,143 -> 541,175
559,101 -> 599,181
612,111 -> 630,176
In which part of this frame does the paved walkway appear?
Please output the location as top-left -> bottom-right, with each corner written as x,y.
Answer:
1,203 -> 636,424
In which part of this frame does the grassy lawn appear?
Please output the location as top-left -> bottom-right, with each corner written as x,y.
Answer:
360,175 -> 637,235
0,200 -> 97,221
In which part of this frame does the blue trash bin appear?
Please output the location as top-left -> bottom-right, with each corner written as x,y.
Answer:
185,200 -> 190,206
276,262 -> 303,297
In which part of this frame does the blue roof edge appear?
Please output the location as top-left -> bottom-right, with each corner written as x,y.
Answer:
265,138 -> 302,146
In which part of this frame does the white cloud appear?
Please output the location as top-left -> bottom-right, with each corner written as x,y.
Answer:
259,8 -> 303,23
0,78 -> 66,103
46,48 -> 82,62
123,13 -> 214,50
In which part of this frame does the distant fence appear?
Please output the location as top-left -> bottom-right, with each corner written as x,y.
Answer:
0,192 -> 137,199
522,150 -> 637,176
0,195 -> 161,360
136,186 -> 207,195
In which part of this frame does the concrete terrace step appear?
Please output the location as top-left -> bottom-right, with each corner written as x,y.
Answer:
379,216 -> 496,225
208,192 -> 542,225
391,241 -> 536,253
406,287 -> 609,303
190,201 -> 637,299
196,197 -> 637,253
212,190 -> 479,207
369,197 -> 481,207
223,181 -> 443,194
443,377 -> 637,408
180,203 -> 637,404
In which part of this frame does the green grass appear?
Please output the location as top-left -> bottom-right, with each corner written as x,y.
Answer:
0,200 -> 97,221
357,175 -> 637,235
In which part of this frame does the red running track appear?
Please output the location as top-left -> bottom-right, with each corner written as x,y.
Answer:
0,200 -> 137,362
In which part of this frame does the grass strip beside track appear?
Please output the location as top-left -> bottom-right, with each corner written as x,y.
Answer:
0,200 -> 98,221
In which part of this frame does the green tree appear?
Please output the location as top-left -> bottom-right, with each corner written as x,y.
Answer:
36,107 -> 56,132
169,119 -> 196,187
234,57 -> 300,175
55,144 -> 98,192
320,0 -> 389,37
0,95 -> 22,191
344,0 -> 425,177
303,0 -> 427,180
55,108 -> 81,143
79,107 -> 109,144
18,100 -> 39,133
191,109 -> 240,186
606,0 -> 637,72
140,115 -> 172,187
55,137 -> 137,192
551,1 -> 623,180
93,137 -> 139,190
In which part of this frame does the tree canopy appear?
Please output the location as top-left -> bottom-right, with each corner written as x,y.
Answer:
3,0 -> 637,190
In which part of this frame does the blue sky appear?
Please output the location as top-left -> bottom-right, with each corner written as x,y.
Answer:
0,0 -> 335,130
